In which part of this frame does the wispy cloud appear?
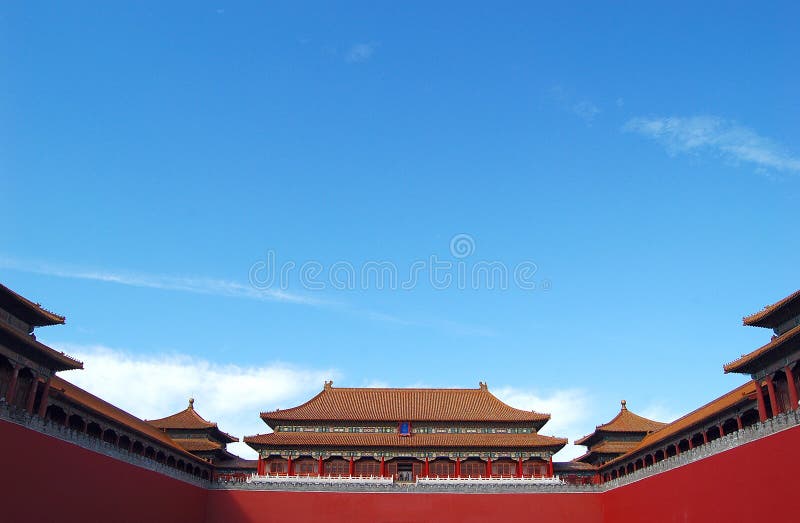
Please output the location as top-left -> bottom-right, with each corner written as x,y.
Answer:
345,42 -> 377,63
0,256 -> 324,306
624,116 -> 800,173
493,386 -> 592,460
638,402 -> 681,426
56,344 -> 337,458
550,86 -> 601,124
0,255 -> 493,336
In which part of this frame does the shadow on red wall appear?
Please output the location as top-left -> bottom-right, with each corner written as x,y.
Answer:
2,420 -> 208,523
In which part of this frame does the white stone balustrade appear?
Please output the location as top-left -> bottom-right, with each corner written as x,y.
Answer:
248,474 -> 394,486
417,475 -> 564,485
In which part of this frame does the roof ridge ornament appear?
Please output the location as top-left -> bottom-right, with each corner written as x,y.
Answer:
479,381 -> 488,391
620,399 -> 627,411
188,397 -> 195,410
324,380 -> 333,390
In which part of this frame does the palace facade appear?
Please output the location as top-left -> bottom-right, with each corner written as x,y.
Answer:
244,382 -> 565,480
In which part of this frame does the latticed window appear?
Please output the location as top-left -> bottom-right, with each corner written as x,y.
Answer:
325,458 -> 350,475
268,459 -> 287,473
295,459 -> 317,475
492,460 -> 516,476
429,459 -> 455,477
461,459 -> 485,477
354,459 -> 380,476
522,460 -> 546,476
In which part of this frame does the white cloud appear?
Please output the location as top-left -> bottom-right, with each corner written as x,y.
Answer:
492,386 -> 592,460
58,344 -> 336,459
571,100 -> 601,122
345,42 -> 377,63
54,344 -> 594,462
624,115 -> 800,173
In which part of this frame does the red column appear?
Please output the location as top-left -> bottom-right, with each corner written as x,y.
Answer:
754,379 -> 768,421
784,366 -> 799,411
485,458 -> 492,477
424,457 -> 429,478
25,378 -> 39,414
766,374 -> 781,416
718,423 -> 725,437
5,365 -> 19,402
318,456 -> 324,476
702,431 -> 709,444
517,457 -> 523,478
37,378 -> 51,418
349,457 -> 354,477
736,416 -> 743,430
257,454 -> 263,475
379,457 -> 385,477
456,458 -> 461,477
688,439 -> 694,450
287,456 -> 293,476
547,456 -> 554,477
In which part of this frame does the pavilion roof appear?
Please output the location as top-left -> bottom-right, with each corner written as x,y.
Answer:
172,438 -> 224,452
0,283 -> 65,327
743,289 -> 800,329
573,441 -> 639,463
0,322 -> 83,371
574,401 -> 665,446
215,456 -> 258,471
553,461 -> 597,472
244,431 -> 567,450
50,376 -> 206,464
724,323 -> 800,375
260,383 -> 550,427
601,381 -> 756,469
147,399 -> 238,443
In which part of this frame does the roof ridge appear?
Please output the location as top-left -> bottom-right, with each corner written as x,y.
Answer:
260,385 -> 550,423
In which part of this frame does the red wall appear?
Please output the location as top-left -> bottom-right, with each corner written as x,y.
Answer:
5,418 -> 799,523
206,490 -> 603,523
1,420 -> 208,523
603,425 -> 800,522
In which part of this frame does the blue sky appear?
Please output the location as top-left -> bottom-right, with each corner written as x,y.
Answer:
2,2 -> 798,458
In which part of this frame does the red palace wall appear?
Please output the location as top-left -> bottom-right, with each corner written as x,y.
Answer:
2,420 -> 208,523
5,418 -> 799,523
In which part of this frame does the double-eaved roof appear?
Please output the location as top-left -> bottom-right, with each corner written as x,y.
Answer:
0,283 -> 82,372
726,288 -> 800,375
147,399 -> 238,444
575,400 -> 666,447
244,432 -> 567,449
260,383 -> 550,428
